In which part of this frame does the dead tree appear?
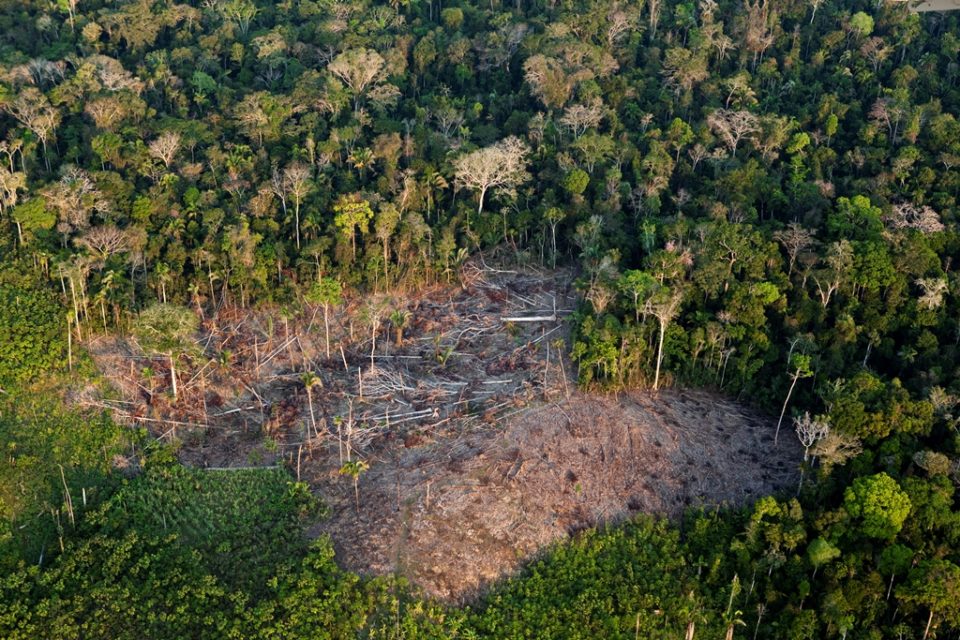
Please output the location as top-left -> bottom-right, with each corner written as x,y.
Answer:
794,412 -> 829,493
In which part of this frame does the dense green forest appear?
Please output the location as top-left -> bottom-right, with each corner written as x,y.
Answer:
3,0 -> 960,637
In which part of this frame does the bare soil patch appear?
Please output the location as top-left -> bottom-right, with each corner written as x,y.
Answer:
83,259 -> 801,601
308,389 -> 800,601
905,0 -> 960,12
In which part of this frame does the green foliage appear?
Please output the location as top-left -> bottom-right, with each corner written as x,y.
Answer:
0,531 -> 242,640
843,473 -> 912,540
306,277 -> 343,307
0,389 -> 130,569
896,560 -> 960,631
849,12 -> 875,37
561,168 -> 590,197
470,517 -> 708,638
132,304 -> 199,359
806,537 -> 840,573
2,0 -> 960,637
0,284 -> 66,386
87,465 -> 321,593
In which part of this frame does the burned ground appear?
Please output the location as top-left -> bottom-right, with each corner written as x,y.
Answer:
85,260 -> 801,601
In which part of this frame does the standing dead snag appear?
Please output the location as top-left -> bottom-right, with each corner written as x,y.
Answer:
706,109 -> 759,155
794,412 -> 829,493
362,299 -> 388,367
282,161 -> 313,250
327,48 -> 386,112
773,223 -> 816,277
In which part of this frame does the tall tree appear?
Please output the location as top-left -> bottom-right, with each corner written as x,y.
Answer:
132,304 -> 199,401
327,49 -> 386,112
775,354 -> 813,446
3,88 -> 61,171
644,285 -> 684,391
306,277 -> 343,359
453,137 -> 530,217
283,162 -> 312,250
897,560 -> 960,640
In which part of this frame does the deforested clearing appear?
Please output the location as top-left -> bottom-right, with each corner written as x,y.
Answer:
85,261 -> 800,600
310,388 -> 799,601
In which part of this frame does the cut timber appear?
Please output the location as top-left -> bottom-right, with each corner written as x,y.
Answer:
500,314 -> 557,323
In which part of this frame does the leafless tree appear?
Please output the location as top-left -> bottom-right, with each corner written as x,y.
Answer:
86,55 -> 144,93
916,278 -> 949,310
44,168 -> 109,243
0,165 -> 27,244
743,0 -> 776,68
811,240 -> 852,308
148,131 -> 182,169
662,47 -> 709,96
773,223 -> 816,276
648,0 -> 663,41
605,5 -> 635,50
283,162 -> 313,249
84,97 -> 127,132
75,225 -> 130,262
688,143 -> 708,172
0,165 -> 26,216
3,88 -> 61,170
794,412 -> 829,492
368,83 -> 401,112
861,37 -> 891,73
586,279 -> 616,315
707,109 -> 759,155
0,140 -> 24,174
270,164 -> 288,226
885,202 -> 945,233
523,54 -> 571,110
477,22 -> 527,73
7,59 -> 67,89
453,136 -> 530,217
869,97 -> 907,143
431,104 -> 465,142
702,21 -> 736,63
808,0 -> 826,23
559,100 -> 604,139
328,48 -> 386,111
811,430 -> 862,474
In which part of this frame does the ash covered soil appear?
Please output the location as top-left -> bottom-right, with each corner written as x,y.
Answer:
86,259 -> 801,601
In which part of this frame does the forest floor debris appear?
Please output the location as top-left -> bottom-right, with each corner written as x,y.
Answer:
86,259 -> 801,601
308,389 -> 801,601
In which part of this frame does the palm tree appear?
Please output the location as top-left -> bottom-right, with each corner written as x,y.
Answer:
348,147 -> 374,179
339,459 -> 369,513
301,372 -> 322,444
389,308 -> 411,347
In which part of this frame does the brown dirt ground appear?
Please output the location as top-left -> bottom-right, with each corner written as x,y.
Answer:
307,389 -> 800,601
84,259 -> 801,601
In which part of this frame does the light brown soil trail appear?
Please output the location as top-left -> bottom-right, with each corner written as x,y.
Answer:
84,259 -> 801,601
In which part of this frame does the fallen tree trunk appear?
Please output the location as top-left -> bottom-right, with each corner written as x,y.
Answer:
500,314 -> 557,323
